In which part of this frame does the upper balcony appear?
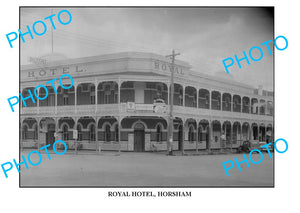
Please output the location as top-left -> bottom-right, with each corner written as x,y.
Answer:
20,81 -> 273,121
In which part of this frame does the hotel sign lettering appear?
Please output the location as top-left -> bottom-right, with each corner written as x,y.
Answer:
154,61 -> 184,75
26,65 -> 87,79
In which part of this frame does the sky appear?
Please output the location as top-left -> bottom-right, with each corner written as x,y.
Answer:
20,7 -> 274,90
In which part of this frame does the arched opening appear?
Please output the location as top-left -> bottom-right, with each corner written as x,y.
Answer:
188,125 -> 195,142
62,124 -> 69,141
57,85 -> 75,106
211,91 -> 221,110
174,84 -> 183,106
252,123 -> 259,140
134,122 -> 145,152
251,98 -> 258,114
233,95 -> 241,112
77,83 -> 96,105
242,97 -> 250,113
120,81 -> 134,103
222,121 -> 231,147
222,93 -> 231,111
267,101 -> 274,116
232,122 -> 241,145
21,88 -> 37,107
145,82 -> 168,104
22,124 -> 29,140
89,123 -> 96,141
156,124 -> 162,142
212,120 -> 221,147
21,118 -> 38,147
242,122 -> 250,141
199,120 -> 209,149
40,117 -> 56,147
98,81 -> 118,104
104,124 -> 111,142
260,100 -> 266,115
185,86 -> 197,108
198,89 -> 210,109
259,124 -> 266,142
39,86 -> 55,106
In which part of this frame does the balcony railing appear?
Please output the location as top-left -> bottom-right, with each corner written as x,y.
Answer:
21,103 -> 273,121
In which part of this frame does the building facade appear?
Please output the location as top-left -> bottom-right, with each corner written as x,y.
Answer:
20,52 -> 274,152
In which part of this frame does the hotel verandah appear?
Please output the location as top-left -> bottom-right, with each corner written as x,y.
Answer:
20,52 -> 274,152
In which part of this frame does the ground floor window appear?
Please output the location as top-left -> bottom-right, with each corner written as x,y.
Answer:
62,124 -> 69,140
90,124 -> 96,141
188,126 -> 194,142
115,124 -> 119,142
105,125 -> 111,142
156,124 -> 162,142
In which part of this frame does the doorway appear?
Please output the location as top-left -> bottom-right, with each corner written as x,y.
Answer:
46,131 -> 55,148
46,123 -> 55,148
134,123 -> 145,152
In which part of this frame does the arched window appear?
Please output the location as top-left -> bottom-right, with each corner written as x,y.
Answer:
34,124 -> 38,140
188,126 -> 194,142
62,124 -> 69,140
105,125 -> 111,142
77,124 -> 82,141
198,127 -> 201,142
104,85 -> 111,104
90,124 -> 96,141
22,125 -> 28,140
156,124 -> 162,142
115,124 -> 119,142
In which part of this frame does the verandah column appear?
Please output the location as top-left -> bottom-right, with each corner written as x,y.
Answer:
230,122 -> 233,153
118,77 -> 121,153
208,121 -> 212,154
74,117 -> 78,154
182,118 -> 186,155
37,117 -> 40,150
195,120 -> 198,153
95,117 -> 99,153
20,118 -> 24,151
74,82 -> 77,114
54,117 -> 59,149
95,79 -> 98,113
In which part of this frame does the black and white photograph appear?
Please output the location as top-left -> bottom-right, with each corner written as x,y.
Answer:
19,7 -> 275,187
2,0 -> 300,212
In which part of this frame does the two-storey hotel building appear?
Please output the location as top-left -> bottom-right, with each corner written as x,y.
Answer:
20,52 -> 274,152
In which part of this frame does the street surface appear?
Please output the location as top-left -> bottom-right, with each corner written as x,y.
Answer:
20,150 -> 274,187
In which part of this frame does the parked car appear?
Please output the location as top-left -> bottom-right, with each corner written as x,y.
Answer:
259,142 -> 273,152
237,140 -> 252,153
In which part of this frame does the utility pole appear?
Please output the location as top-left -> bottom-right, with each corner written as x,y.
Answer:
166,50 -> 180,156
51,8 -> 54,54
